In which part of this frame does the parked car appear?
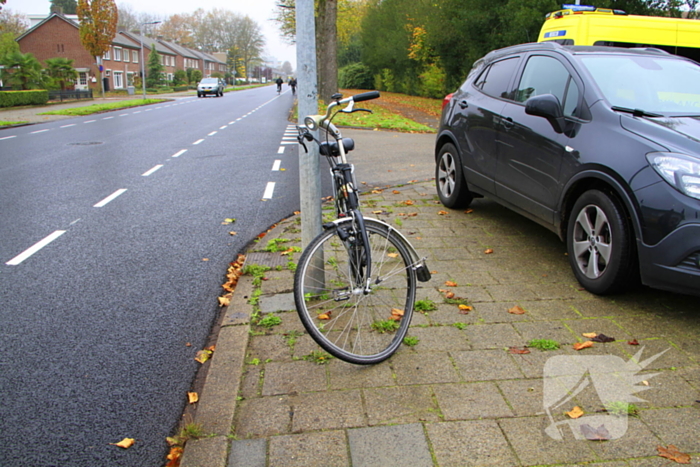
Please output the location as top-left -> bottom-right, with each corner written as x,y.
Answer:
435,42 -> 700,296
197,78 -> 225,97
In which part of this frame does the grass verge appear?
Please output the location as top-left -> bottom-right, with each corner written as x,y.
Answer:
38,98 -> 167,116
0,120 -> 28,127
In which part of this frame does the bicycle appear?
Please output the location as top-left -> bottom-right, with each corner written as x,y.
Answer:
294,91 -> 431,364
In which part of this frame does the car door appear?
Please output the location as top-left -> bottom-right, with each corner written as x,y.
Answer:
451,56 -> 521,195
495,54 -> 582,224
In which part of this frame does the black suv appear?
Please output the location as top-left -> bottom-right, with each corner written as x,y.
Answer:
436,42 -> 700,296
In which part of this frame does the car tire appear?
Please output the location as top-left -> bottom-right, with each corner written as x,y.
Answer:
436,143 -> 473,209
566,189 -> 636,295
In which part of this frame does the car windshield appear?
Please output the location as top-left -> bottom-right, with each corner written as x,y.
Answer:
200,78 -> 218,84
579,54 -> 700,115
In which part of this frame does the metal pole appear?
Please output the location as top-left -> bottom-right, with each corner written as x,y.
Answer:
296,0 -> 321,250
140,21 -> 161,99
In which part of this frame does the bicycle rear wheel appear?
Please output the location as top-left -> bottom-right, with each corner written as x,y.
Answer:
294,219 -> 416,364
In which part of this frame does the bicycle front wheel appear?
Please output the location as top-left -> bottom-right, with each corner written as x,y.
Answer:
294,219 -> 416,364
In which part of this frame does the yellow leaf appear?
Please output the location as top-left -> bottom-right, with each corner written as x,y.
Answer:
458,304 -> 472,311
573,341 -> 594,351
194,349 -> 212,364
229,231 -> 237,236
188,392 -> 199,404
387,253 -> 399,258
582,332 -> 597,338
566,406 -> 584,419
202,258 -> 209,261
218,295 -> 230,307
391,308 -> 405,317
403,200 -> 415,205
318,313 -> 331,320
111,438 -> 135,449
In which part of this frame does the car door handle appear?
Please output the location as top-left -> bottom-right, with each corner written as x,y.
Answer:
500,116 -> 514,130
459,100 -> 468,109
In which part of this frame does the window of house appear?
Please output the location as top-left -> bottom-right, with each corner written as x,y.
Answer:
103,48 -> 111,60
114,47 -> 121,61
123,50 -> 129,63
114,71 -> 124,89
79,72 -> 87,86
132,50 -> 139,63
105,69 -> 111,77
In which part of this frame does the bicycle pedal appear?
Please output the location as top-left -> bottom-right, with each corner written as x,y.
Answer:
414,259 -> 431,282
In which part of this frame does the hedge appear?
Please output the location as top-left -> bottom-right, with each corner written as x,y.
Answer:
0,90 -> 49,108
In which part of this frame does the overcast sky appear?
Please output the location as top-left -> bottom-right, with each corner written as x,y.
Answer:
6,0 -> 297,68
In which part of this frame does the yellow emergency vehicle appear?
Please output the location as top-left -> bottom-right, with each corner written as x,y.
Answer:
538,5 -> 700,61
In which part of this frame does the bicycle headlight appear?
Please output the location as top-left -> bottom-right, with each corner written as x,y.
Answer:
304,115 -> 324,131
647,152 -> 700,200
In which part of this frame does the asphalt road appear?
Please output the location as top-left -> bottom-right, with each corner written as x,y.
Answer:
0,87 -> 300,466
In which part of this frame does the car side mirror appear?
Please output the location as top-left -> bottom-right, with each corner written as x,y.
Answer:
525,94 -> 566,134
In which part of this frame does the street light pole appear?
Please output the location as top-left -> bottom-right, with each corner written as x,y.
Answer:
140,21 -> 161,99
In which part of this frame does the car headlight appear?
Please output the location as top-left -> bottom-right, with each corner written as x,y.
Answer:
647,152 -> 700,200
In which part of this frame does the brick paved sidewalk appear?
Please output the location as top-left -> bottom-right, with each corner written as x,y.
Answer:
182,182 -> 700,467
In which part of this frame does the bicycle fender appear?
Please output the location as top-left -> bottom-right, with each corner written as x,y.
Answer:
324,217 -> 431,282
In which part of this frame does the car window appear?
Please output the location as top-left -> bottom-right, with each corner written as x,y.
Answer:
474,57 -> 519,99
515,55 -> 580,117
580,54 -> 700,114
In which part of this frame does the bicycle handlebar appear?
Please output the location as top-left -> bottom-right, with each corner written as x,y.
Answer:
352,91 -> 380,102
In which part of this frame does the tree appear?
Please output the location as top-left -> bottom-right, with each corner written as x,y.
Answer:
51,0 -> 78,15
77,0 -> 117,95
45,57 -> 78,90
273,0 -> 339,100
235,16 -> 265,82
0,32 -> 19,61
158,13 -> 195,47
0,9 -> 29,36
281,61 -> 294,74
146,47 -> 163,88
0,51 -> 44,89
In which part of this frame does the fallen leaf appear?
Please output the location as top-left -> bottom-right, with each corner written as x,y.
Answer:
628,339 -> 640,345
566,406 -> 584,419
371,189 -> 383,194
218,295 -> 231,307
407,212 -> 418,217
110,438 -> 135,449
464,209 -> 474,214
403,200 -> 415,205
391,308 -> 405,317
188,392 -> 198,404
166,446 -> 183,467
445,291 -> 455,299
393,190 -> 401,194
388,314 -> 402,321
317,313 -> 331,320
508,305 -> 526,315
573,341 -> 594,350
222,218 -> 236,224
202,258 -> 209,261
280,247 -> 295,256
582,332 -> 597,338
445,281 -> 457,287
372,210 -> 383,214
580,424 -> 610,441
388,253 -> 399,258
592,333 -> 615,343
438,210 -> 448,215
408,179 -> 418,183
657,445 -> 691,464
185,342 -> 191,347
508,346 -> 530,354
194,349 -> 213,364
229,231 -> 237,236
484,248 -> 494,254
458,304 -> 472,312
165,436 -> 179,446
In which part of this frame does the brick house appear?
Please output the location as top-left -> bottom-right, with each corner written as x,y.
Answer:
18,13 -> 229,90
16,13 -> 96,90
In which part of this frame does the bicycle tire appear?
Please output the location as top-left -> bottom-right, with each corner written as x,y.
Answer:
294,219 -> 416,364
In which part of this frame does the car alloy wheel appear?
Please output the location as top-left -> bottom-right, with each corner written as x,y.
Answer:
567,189 -> 635,294
436,143 -> 472,208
